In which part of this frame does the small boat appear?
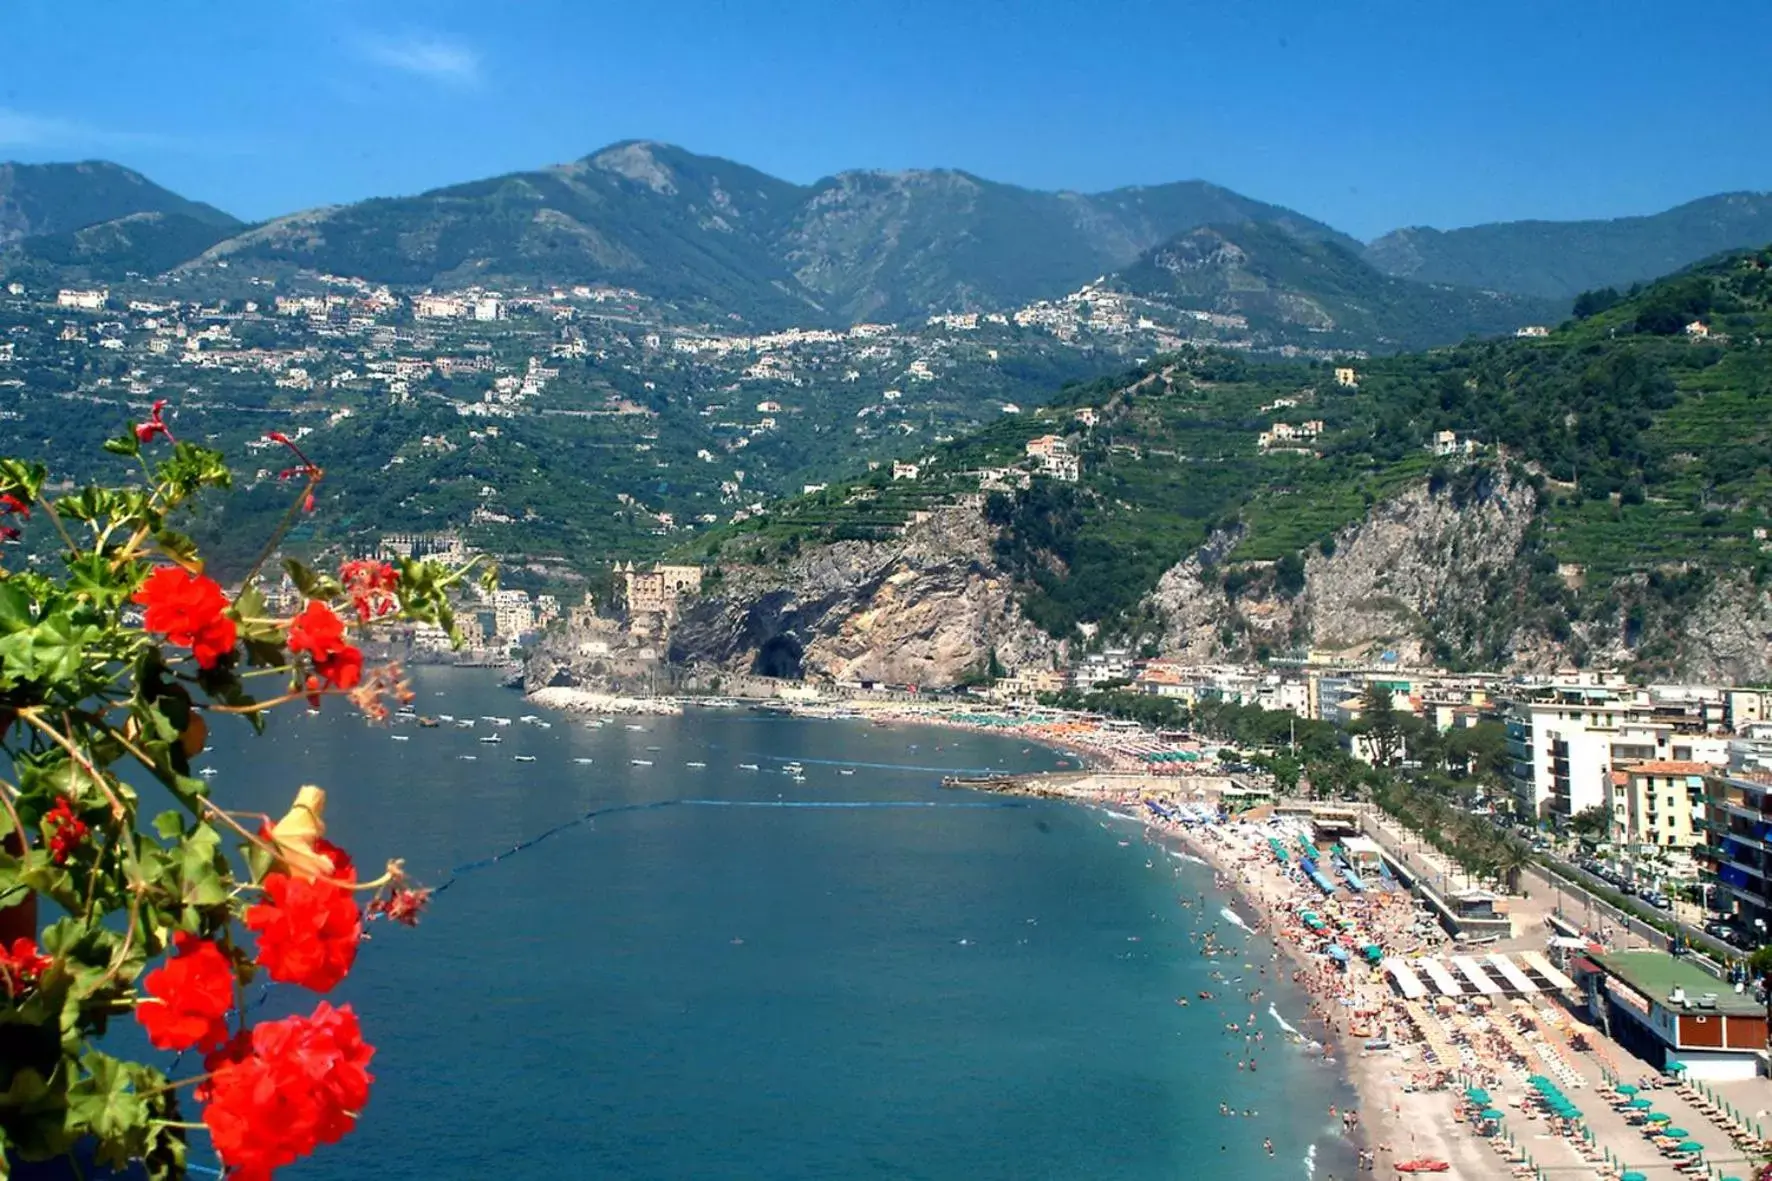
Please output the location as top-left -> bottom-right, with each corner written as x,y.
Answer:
457,720 -> 475,728
457,754 -> 477,761
514,755 -> 536,763
838,769 -> 855,776
535,721 -> 551,729
198,767 -> 220,778
739,763 -> 759,771
479,734 -> 503,744
783,762 -> 804,774
519,715 -> 540,724
630,759 -> 653,767
686,761 -> 706,768
439,714 -> 456,723
1394,1162 -> 1449,1174
573,757 -> 594,765
418,717 -> 439,728
391,735 -> 410,742
625,724 -> 645,732
645,745 -> 662,751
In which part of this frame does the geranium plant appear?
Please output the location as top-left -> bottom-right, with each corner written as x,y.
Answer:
0,411 -> 487,1178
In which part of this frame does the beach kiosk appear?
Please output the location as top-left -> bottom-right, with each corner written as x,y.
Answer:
1572,950 -> 1769,1081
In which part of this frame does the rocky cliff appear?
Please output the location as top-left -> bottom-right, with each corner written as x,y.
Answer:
531,461 -> 1772,692
1147,467 -> 1543,665
666,505 -> 1064,685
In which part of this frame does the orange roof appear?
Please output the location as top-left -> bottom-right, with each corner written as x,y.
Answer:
1620,760 -> 1713,776
1608,771 -> 1628,787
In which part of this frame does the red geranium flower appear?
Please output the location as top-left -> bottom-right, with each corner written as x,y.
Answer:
0,492 -> 28,519
133,567 -> 237,669
135,932 -> 235,1052
42,798 -> 89,864
368,886 -> 431,928
200,1001 -> 374,1179
338,559 -> 399,622
0,937 -> 49,999
134,399 -> 173,444
287,601 -> 363,690
244,871 -> 362,992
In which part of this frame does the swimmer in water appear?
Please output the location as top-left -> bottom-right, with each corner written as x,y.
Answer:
1263,1138 -> 1274,1156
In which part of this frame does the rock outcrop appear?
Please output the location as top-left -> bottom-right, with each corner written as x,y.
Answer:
1150,466 -> 1541,664
667,505 -> 1063,686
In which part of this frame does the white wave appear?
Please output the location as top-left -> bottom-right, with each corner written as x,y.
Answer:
1267,1003 -> 1301,1037
1169,850 -> 1208,866
1303,1141 -> 1316,1178
1219,906 -> 1252,932
1103,809 -> 1141,823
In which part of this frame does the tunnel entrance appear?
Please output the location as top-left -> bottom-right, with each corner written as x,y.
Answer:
751,633 -> 804,680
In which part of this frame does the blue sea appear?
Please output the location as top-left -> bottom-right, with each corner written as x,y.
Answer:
191,667 -> 1353,1179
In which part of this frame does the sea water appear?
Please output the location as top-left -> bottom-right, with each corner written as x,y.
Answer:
190,667 -> 1352,1179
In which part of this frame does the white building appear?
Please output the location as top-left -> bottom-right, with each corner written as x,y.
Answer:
56,289 -> 108,311
1507,683 -> 1730,821
473,297 -> 502,322
492,590 -> 536,639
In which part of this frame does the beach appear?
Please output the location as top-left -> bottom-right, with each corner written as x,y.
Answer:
961,771 -> 1731,1181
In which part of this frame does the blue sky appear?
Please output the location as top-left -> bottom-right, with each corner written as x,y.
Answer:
3,0 -> 1767,240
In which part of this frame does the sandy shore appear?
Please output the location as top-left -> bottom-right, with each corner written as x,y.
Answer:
977,775 -> 1518,1181
526,686 -> 684,715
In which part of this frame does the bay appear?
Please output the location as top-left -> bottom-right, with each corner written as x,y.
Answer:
193,666 -> 1351,1179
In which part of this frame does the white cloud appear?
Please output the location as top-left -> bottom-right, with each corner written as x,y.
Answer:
356,32 -> 482,87
0,108 -> 170,150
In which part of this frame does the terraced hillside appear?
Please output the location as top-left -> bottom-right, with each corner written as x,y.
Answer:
678,247 -> 1772,675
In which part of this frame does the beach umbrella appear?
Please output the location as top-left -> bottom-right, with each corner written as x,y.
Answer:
1676,1141 -> 1704,1154
1481,1108 -> 1505,1121
1466,1088 -> 1490,1103
1659,1128 -> 1689,1139
1646,1111 -> 1672,1123
1625,1098 -> 1651,1109
1616,1084 -> 1638,1095
1619,1172 -> 1647,1181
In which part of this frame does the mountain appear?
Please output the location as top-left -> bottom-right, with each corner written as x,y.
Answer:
197,141 -> 823,324
1365,192 -> 1772,299
660,247 -> 1772,684
5,212 -> 241,281
779,169 -> 1356,323
1117,222 -> 1566,351
0,161 -> 238,245
189,141 -> 1359,325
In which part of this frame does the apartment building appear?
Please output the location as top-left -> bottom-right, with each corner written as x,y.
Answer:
1700,738 -> 1772,931
1606,760 -> 1710,851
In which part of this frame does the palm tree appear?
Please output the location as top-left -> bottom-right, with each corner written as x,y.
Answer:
1750,945 -> 1772,1056
1497,839 -> 1534,892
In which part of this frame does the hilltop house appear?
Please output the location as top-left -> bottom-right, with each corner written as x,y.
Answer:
1258,420 -> 1324,451
1025,435 -> 1080,481
1334,367 -> 1359,388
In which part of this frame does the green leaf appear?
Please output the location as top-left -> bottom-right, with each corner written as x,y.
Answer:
66,1052 -> 150,1166
64,553 -> 130,609
0,579 -> 34,631
282,556 -> 321,598
104,431 -> 141,458
152,811 -> 184,841
178,823 -> 229,906
153,528 -> 200,569
0,458 -> 48,501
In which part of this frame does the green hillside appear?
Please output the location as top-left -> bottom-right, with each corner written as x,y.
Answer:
0,161 -> 238,245
684,247 -> 1772,661
1118,222 -> 1567,351
3,212 -> 241,280
1365,192 -> 1772,299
